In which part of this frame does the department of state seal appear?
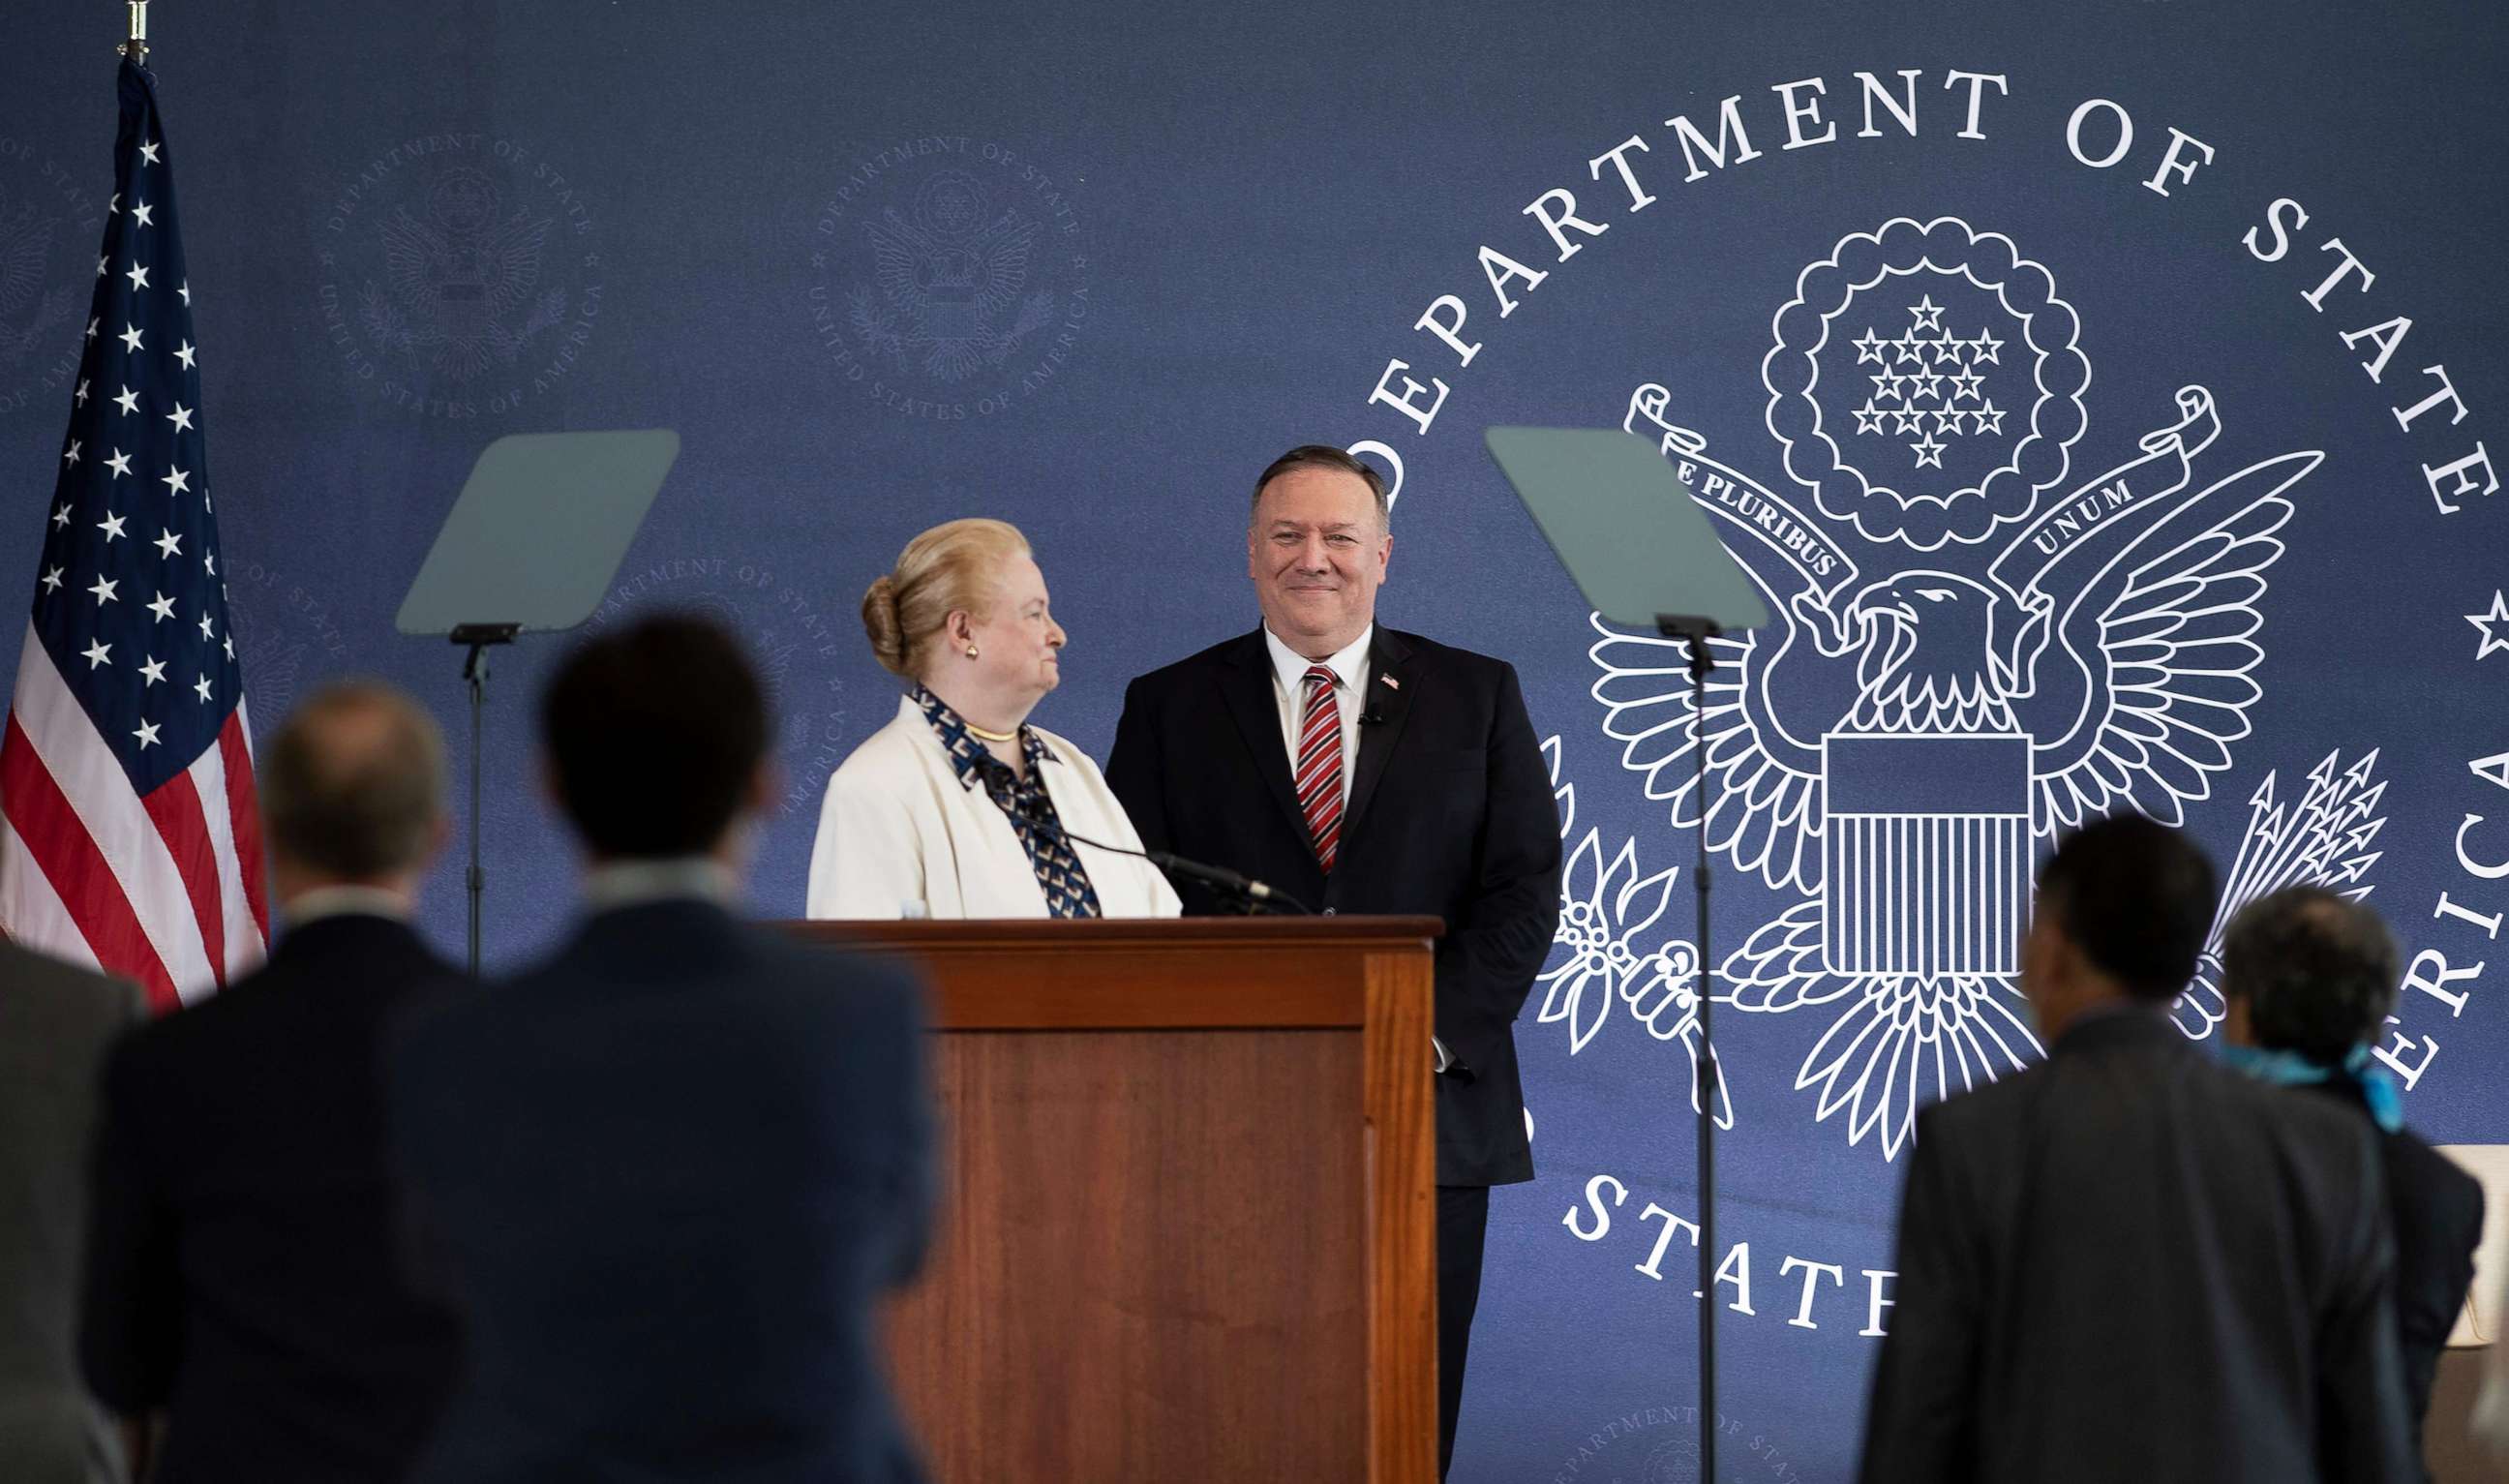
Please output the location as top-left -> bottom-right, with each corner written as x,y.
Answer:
313,134 -> 607,419
806,136 -> 1090,420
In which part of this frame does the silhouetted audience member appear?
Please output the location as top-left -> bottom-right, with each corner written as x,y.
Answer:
81,682 -> 465,1483
0,941 -> 143,1484
1858,812 -> 2414,1484
388,613 -> 935,1484
2222,886 -> 2483,1479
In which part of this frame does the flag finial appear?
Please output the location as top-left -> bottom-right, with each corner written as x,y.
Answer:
120,1 -> 149,65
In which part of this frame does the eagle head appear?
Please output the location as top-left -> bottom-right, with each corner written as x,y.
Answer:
1847,573 -> 2020,733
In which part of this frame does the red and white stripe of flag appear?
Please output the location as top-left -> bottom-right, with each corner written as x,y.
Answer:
0,628 -> 264,1009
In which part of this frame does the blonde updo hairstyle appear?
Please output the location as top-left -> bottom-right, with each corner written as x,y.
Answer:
862,518 -> 1033,679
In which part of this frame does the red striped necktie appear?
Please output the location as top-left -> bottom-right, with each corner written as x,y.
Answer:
1295,664 -> 1345,872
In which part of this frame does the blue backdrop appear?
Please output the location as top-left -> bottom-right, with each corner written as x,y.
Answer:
6,3 -> 2504,1478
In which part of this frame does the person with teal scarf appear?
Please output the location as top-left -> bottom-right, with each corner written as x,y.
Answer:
2221,886 -> 2485,1481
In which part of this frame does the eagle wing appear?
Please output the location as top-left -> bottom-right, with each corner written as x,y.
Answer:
1589,598 -> 1835,897
483,211 -> 552,318
2018,451 -> 2317,832
867,209 -> 931,315
378,207 -> 444,312
968,209 -> 1038,320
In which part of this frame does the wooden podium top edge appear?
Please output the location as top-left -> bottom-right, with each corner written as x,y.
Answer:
773,915 -> 1444,951
774,917 -> 1441,1030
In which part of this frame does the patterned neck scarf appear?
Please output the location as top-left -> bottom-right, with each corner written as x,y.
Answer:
911,685 -> 1103,920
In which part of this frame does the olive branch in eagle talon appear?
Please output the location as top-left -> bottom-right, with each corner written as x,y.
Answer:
1536,803 -> 1734,1130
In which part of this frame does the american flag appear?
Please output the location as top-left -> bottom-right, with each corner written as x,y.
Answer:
0,60 -> 265,1009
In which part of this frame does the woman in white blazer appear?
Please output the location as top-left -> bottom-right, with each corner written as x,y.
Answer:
806,518 -> 1179,920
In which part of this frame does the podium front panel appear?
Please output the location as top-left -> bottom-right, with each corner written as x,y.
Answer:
786,918 -> 1437,1484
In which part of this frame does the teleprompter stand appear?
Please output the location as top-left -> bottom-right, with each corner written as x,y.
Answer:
396,431 -> 681,972
1484,426 -> 1769,1484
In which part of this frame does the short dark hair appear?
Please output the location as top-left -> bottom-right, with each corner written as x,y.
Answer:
2035,812 -> 2217,1001
2221,887 -> 2399,1063
540,613 -> 769,859
1251,444 -> 1389,526
261,682 -> 445,878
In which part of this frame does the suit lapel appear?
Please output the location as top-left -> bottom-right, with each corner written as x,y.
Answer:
1344,628 -> 1416,840
1215,630 -> 1312,844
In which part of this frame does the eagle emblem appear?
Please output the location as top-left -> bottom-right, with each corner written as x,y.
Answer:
1579,217 -> 2389,1159
848,169 -> 1054,382
360,167 -> 565,382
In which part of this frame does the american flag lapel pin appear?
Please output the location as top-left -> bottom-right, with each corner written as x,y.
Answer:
1380,675 -> 1400,690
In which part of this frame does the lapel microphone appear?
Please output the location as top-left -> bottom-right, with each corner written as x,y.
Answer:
1010,796 -> 1315,915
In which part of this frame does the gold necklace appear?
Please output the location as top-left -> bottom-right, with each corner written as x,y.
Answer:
965,720 -> 1018,743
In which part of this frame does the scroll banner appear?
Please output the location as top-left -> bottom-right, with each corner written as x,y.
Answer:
1621,380 -> 2228,658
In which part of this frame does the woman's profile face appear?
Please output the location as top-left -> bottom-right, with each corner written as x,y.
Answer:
957,553 -> 1066,705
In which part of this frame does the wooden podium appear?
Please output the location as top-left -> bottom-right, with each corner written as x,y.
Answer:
785,917 -> 1440,1483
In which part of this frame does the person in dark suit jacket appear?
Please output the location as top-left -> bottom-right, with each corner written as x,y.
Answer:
2219,885 -> 2484,1480
387,613 -> 934,1484
1858,813 -> 2415,1484
1106,444 -> 1562,1478
80,683 -> 466,1483
1,942 -> 144,1484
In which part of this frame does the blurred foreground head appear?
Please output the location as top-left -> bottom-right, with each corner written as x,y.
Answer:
261,681 -> 448,895
540,613 -> 771,863
2023,811 -> 2216,1035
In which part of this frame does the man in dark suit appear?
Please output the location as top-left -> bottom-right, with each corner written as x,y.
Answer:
387,614 -> 934,1484
81,682 -> 466,1482
1858,813 -> 2414,1483
2220,886 -> 2484,1480
1107,444 -> 1562,1478
1,942 -> 143,1484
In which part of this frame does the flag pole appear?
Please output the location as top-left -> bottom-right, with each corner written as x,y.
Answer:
121,1 -> 149,65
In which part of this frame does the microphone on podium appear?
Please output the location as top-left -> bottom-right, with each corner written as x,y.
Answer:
1011,797 -> 1314,915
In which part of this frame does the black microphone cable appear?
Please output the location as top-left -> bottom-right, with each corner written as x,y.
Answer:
1009,795 -> 1315,916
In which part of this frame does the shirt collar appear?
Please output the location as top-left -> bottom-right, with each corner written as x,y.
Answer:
1263,622 -> 1373,699
282,885 -> 413,927
911,683 -> 1055,791
582,857 -> 741,912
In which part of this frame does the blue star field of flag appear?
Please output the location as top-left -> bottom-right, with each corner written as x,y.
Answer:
32,62 -> 239,796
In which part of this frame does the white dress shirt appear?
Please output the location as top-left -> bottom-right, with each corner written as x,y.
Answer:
1262,622 -> 1372,803
806,696 -> 1182,921
1258,624 -> 1450,1071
